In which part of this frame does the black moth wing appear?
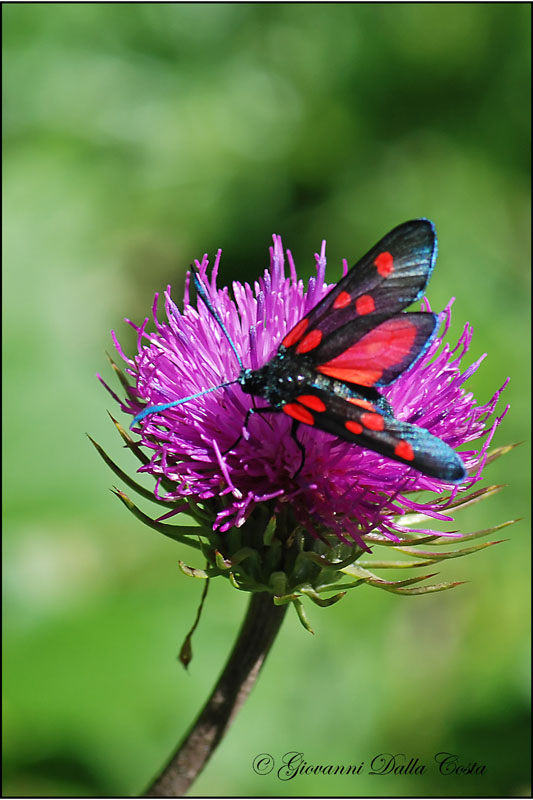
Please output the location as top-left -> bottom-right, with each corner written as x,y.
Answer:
282,219 -> 437,349
307,311 -> 438,385
285,388 -> 466,482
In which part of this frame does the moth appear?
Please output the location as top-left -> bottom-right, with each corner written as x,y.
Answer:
133,220 -> 466,483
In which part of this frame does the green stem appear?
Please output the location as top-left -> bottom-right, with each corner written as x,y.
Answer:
143,591 -> 288,797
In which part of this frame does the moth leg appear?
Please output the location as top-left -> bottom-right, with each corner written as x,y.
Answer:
290,420 -> 306,479
221,406 -> 279,456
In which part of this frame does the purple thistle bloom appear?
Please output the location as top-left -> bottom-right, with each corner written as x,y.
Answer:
103,235 -> 508,550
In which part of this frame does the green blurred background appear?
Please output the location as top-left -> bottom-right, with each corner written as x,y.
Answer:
3,4 -> 530,797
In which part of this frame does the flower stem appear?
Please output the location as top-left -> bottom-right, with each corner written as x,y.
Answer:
144,591 -> 288,797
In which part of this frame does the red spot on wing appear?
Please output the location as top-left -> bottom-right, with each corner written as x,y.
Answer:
361,412 -> 385,431
374,251 -> 394,276
297,394 -> 327,412
333,290 -> 352,309
283,403 -> 314,425
319,366 -> 383,385
296,328 -> 323,354
317,317 -> 418,386
345,420 -> 363,435
395,440 -> 415,461
347,398 -> 376,411
282,317 -> 309,348
355,294 -> 375,315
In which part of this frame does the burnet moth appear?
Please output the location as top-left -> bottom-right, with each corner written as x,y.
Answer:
132,220 -> 467,483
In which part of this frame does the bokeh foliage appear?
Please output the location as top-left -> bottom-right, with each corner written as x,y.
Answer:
3,4 -> 530,797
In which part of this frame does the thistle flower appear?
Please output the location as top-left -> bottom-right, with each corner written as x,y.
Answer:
96,234 -> 513,621
94,232 -> 516,798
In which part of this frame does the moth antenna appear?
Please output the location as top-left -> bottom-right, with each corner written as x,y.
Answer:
192,269 -> 244,370
130,380 -> 238,428
130,268 -> 244,429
